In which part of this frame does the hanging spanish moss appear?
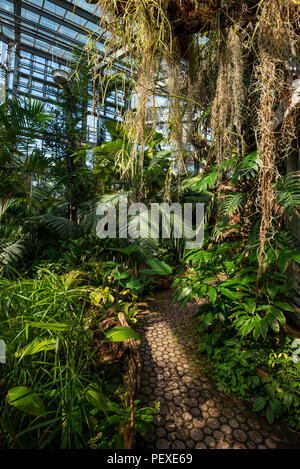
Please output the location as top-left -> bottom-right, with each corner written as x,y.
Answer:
210,25 -> 244,164
255,0 -> 299,274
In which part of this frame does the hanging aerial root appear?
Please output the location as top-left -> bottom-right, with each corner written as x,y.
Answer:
256,53 -> 279,275
255,0 -> 299,275
210,25 -> 245,164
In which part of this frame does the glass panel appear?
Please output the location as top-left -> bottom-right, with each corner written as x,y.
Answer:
83,21 -> 98,32
22,8 -> 40,24
39,16 -> 59,31
21,34 -> 33,46
57,25 -> 77,39
1,2 -> 14,12
49,46 -> 65,57
27,0 -> 44,7
43,0 -> 66,17
68,0 -> 98,14
65,11 -> 85,26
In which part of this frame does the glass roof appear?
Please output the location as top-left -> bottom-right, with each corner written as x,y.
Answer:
0,0 -> 104,62
0,0 -> 126,143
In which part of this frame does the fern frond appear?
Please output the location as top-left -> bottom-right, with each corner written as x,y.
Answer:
274,171 -> 300,216
232,152 -> 261,183
215,193 -> 245,238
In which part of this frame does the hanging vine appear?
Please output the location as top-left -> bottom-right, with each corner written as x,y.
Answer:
255,0 -> 299,274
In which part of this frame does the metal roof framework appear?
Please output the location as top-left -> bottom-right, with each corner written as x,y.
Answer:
0,0 -> 127,143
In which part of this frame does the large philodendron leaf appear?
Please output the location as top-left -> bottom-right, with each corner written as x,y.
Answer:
7,386 -> 46,416
105,326 -> 141,342
110,245 -> 138,256
125,277 -> 144,293
139,258 -> 172,276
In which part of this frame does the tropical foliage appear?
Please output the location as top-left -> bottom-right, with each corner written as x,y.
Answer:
1,0 -> 300,449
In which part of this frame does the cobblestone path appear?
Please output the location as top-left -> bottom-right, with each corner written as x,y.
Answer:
135,290 -> 300,449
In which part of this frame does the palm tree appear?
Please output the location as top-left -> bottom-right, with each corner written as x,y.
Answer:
0,98 -> 51,269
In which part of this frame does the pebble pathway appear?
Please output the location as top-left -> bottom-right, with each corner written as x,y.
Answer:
135,290 -> 300,449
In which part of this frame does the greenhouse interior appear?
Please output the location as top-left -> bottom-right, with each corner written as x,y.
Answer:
0,0 -> 300,452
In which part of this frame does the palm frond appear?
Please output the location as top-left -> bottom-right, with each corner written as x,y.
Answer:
0,198 -> 16,220
0,239 -> 27,266
40,214 -> 79,239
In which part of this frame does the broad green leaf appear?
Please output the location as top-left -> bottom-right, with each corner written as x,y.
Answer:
110,245 -> 137,256
218,278 -> 241,287
291,252 -> 300,264
270,307 -> 286,325
105,326 -> 141,342
269,318 -> 280,333
175,285 -> 192,302
276,250 -> 300,273
240,358 -> 248,367
260,319 -> 269,339
219,287 -> 244,300
239,320 -> 255,337
272,301 -> 294,312
86,385 -> 109,413
207,286 -> 217,304
25,321 -> 70,332
7,386 -> 45,417
283,393 -> 294,408
266,284 -> 279,300
197,284 -> 207,298
203,312 -> 213,327
276,252 -> 289,273
253,396 -> 266,412
140,258 -> 172,276
266,405 -> 275,424
15,338 -> 56,358
253,324 -> 261,340
113,271 -> 129,281
239,275 -> 257,285
269,399 -> 282,415
126,278 -> 144,294
244,297 -> 256,314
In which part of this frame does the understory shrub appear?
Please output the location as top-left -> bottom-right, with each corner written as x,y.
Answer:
174,241 -> 300,430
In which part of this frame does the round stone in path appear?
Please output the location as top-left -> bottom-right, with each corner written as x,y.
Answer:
135,291 -> 300,450
249,430 -> 263,444
156,427 -> 167,438
265,439 -> 277,449
195,442 -> 208,449
232,429 -> 247,443
190,429 -> 204,442
205,436 -> 216,448
156,439 -> 169,449
172,440 -> 185,449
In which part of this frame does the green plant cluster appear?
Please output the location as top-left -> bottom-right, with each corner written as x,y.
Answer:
0,267 -> 157,448
174,240 -> 300,429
